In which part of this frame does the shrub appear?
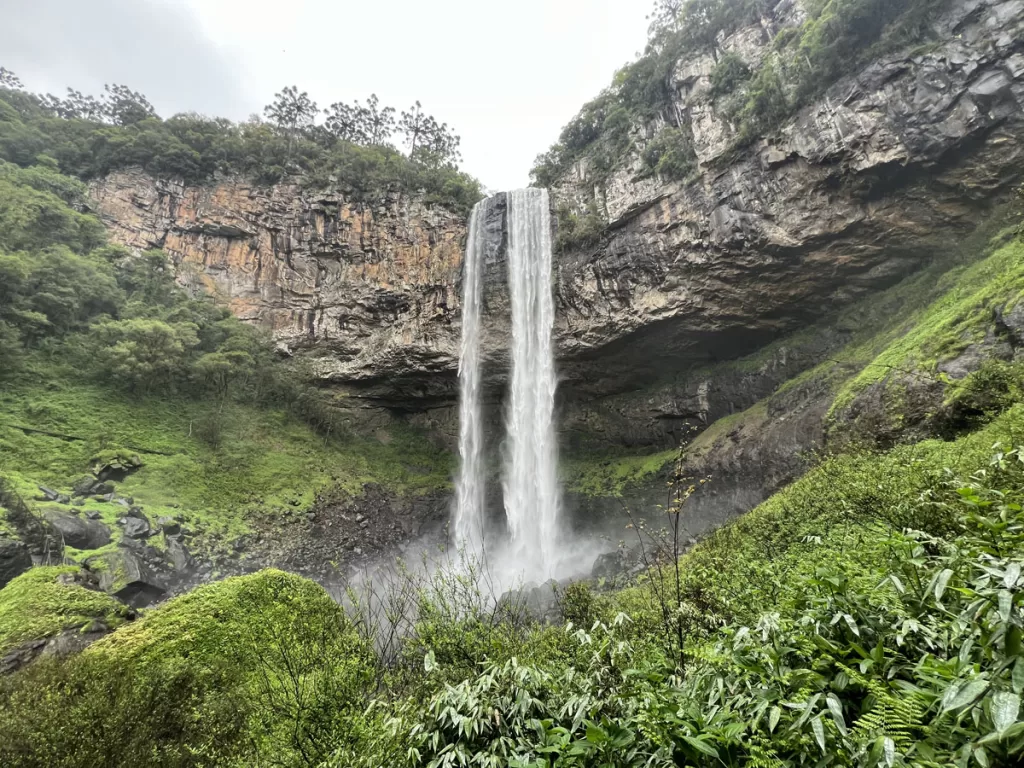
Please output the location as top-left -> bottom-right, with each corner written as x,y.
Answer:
554,201 -> 606,252
709,51 -> 752,98
641,126 -> 697,180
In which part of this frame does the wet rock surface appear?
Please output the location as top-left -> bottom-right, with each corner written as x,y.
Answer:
44,512 -> 112,551
0,539 -> 32,589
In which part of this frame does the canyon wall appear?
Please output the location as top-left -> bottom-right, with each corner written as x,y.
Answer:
88,0 -> 1024,455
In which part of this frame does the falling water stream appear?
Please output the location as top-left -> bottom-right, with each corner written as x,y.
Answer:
501,188 -> 561,577
452,188 -> 564,582
452,199 -> 487,552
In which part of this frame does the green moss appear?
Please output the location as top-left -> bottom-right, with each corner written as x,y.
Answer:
829,237 -> 1024,419
89,569 -> 345,665
685,403 -> 768,459
563,448 -> 678,497
0,365 -> 453,559
0,569 -> 375,767
0,566 -> 130,654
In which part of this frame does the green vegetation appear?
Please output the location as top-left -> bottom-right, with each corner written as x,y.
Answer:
532,0 -> 952,189
554,200 -> 607,252
8,414 -> 1024,766
0,566 -> 130,655
4,220 -> 1024,765
828,235 -> 1024,419
563,448 -> 679,497
0,129 -> 451,562
0,570 -> 375,767
0,76 -> 481,212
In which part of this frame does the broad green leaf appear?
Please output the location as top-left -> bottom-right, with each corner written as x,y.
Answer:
1014,659 -> 1024,695
999,591 -> 1014,623
884,736 -> 896,768
935,569 -> 954,601
974,746 -> 990,768
811,716 -> 826,753
682,736 -> 719,759
768,706 -> 781,733
992,691 -> 1020,732
1005,563 -> 1021,589
826,694 -> 847,736
942,679 -> 990,712
842,614 -> 860,637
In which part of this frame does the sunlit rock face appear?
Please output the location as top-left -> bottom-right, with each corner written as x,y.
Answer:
89,171 -> 468,405
89,0 -> 1024,434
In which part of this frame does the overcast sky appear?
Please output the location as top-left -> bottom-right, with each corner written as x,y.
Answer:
0,0 -> 652,191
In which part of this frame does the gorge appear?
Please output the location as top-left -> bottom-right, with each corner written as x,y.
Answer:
3,0 -> 1024,765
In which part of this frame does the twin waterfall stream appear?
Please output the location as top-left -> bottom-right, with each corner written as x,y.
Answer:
452,188 -> 563,583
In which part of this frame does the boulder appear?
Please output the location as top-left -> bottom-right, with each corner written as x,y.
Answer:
36,486 -> 60,502
590,550 -> 628,582
72,477 -> 99,497
122,516 -> 151,540
91,454 -> 143,482
87,543 -> 168,607
167,538 -> 193,572
44,512 -> 112,550
0,538 -> 32,588
156,516 -> 181,536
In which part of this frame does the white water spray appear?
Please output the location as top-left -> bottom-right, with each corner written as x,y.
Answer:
452,199 -> 488,552
501,188 -> 562,578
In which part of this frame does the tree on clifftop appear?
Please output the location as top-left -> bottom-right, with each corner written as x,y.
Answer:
264,86 -> 319,153
360,94 -> 396,146
0,67 -> 22,90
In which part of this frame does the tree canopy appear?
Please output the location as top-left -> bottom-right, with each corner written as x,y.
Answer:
0,72 -> 480,212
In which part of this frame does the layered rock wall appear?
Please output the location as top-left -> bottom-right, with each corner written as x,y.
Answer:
88,0 -> 1024,448
89,173 -> 468,403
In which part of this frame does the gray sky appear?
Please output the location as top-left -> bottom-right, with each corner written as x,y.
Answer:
0,0 -> 652,191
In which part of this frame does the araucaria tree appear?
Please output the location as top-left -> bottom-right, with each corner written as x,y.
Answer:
360,94 -> 396,146
264,85 -> 320,151
399,101 -> 463,168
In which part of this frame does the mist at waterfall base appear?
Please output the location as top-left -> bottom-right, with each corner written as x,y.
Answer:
452,188 -> 607,590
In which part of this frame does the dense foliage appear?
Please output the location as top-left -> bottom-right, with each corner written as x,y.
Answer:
0,153 -> 452,563
0,571 -> 375,767
531,0 -> 952,188
0,75 -> 481,211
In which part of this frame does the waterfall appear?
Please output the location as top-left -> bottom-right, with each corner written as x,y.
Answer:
452,198 -> 487,552
452,188 -> 562,581
502,188 -> 561,577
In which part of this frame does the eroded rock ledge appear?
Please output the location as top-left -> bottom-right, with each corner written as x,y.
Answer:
88,0 -> 1024,430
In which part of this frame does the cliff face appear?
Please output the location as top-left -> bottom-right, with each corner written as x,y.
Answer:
89,173 -> 467,404
551,0 -> 1024,400
88,0 -> 1024,443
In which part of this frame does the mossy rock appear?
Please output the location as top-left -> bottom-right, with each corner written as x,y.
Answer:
0,566 -> 131,655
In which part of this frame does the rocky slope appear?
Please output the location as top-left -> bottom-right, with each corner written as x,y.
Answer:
552,0 -> 1024,404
